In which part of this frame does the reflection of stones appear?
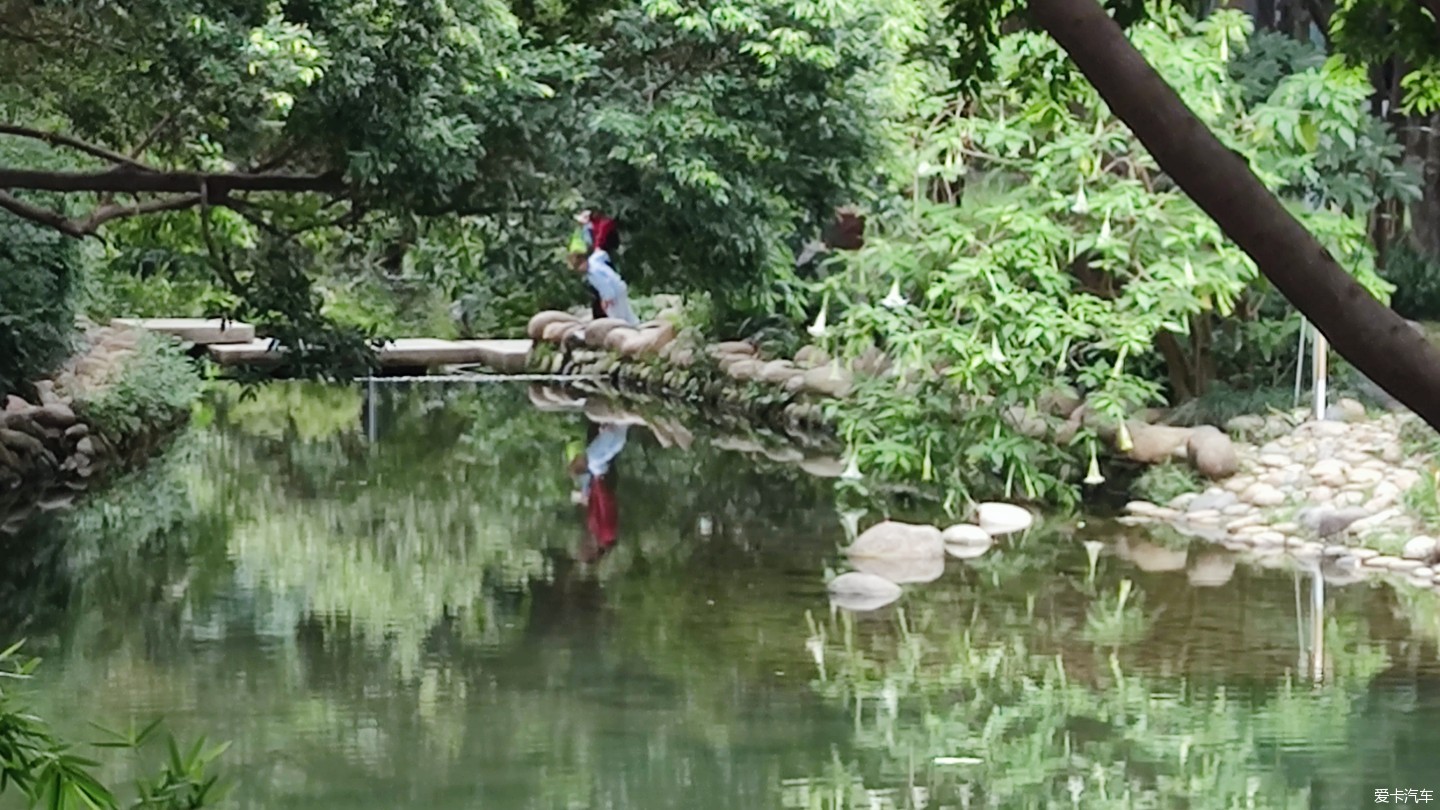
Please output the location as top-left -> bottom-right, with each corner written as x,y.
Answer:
1115,537 -> 1187,572
827,572 -> 903,612
851,554 -> 944,584
1296,506 -> 1371,539
942,523 -> 994,560
846,521 -> 945,561
1321,556 -> 1369,586
1187,551 -> 1236,587
798,456 -> 845,478
975,502 -> 1034,536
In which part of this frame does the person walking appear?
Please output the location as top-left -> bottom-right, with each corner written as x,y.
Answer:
576,215 -> 637,325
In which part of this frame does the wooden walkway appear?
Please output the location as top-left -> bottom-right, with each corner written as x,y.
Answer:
114,318 -> 533,373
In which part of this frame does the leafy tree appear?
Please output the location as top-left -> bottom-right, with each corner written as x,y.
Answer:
0,0 -> 902,340
823,8 -> 1402,506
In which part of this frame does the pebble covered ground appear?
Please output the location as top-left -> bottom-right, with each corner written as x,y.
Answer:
1121,402 -> 1440,593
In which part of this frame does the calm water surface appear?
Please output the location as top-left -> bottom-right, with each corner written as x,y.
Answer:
4,382 -> 1440,809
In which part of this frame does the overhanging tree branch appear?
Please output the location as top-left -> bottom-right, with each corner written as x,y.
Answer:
0,167 -> 345,195
1029,0 -> 1440,431
0,191 -> 85,237
0,124 -> 153,171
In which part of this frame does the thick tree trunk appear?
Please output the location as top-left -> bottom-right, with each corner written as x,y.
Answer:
1029,0 -> 1440,430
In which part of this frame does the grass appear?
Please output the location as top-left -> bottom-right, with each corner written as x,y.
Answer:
1132,462 -> 1205,505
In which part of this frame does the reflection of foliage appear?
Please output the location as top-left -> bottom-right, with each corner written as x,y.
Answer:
801,537 -> 1428,807
1081,579 -> 1149,647
0,643 -> 228,810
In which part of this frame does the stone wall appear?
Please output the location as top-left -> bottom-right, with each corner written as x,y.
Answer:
0,322 -> 191,533
523,308 -> 1241,484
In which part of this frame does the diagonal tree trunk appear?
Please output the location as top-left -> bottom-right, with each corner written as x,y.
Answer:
1029,0 -> 1440,431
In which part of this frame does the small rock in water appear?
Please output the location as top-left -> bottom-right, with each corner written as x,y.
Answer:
1403,536 -> 1438,562
941,524 -> 992,545
846,521 -> 944,559
3,395 -> 30,414
827,572 -> 903,612
1127,501 -> 1179,521
976,502 -> 1034,535
942,523 -> 994,559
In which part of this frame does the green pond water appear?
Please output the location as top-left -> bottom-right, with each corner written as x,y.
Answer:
4,381 -> 1440,809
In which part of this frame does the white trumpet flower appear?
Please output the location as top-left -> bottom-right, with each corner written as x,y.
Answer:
881,279 -> 908,310
840,455 -> 863,481
1084,445 -> 1105,486
808,294 -> 830,338
1098,211 -> 1113,245
1071,182 -> 1090,215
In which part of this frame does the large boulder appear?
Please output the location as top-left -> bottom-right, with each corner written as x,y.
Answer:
603,327 -> 641,352
976,502 -> 1034,535
1186,425 -> 1238,480
541,320 -> 576,343
583,318 -> 630,349
1124,422 -> 1194,464
727,358 -> 763,382
846,520 -> 945,559
759,360 -> 798,385
708,341 -> 756,359
801,362 -> 855,398
794,345 -> 830,369
527,311 -> 576,340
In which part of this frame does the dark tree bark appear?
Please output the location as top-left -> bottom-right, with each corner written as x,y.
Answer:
1029,0 -> 1440,430
0,168 -> 342,195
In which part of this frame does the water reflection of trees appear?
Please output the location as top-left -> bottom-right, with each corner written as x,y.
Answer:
799,534 -> 1440,808
10,381 -> 860,807
7,381 -> 1440,808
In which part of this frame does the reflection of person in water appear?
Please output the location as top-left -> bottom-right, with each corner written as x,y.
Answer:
569,421 -> 628,562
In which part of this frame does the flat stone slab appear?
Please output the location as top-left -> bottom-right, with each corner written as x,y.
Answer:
112,318 -> 256,344
207,337 -> 533,372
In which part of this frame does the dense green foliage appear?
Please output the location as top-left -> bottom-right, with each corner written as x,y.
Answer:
4,0 -> 910,344
818,8 -> 1410,507
0,139 -> 83,397
78,334 -> 203,441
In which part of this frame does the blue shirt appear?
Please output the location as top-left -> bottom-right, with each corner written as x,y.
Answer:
586,251 -> 638,325
575,424 -> 629,497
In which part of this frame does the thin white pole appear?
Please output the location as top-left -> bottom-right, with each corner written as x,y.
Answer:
1313,329 -> 1328,421
1293,319 -> 1308,408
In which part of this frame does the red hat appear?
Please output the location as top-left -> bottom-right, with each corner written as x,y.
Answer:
591,217 -> 617,253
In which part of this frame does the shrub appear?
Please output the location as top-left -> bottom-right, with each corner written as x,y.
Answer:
1380,241 -> 1440,320
78,334 -> 203,440
0,213 -> 80,398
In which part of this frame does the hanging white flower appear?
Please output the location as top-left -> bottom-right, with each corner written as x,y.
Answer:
1098,211 -> 1113,245
1183,259 -> 1197,285
1071,182 -> 1090,215
840,455 -> 863,481
881,279 -> 908,310
808,293 -> 830,338
1084,444 -> 1105,485
1219,34 -> 1229,62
